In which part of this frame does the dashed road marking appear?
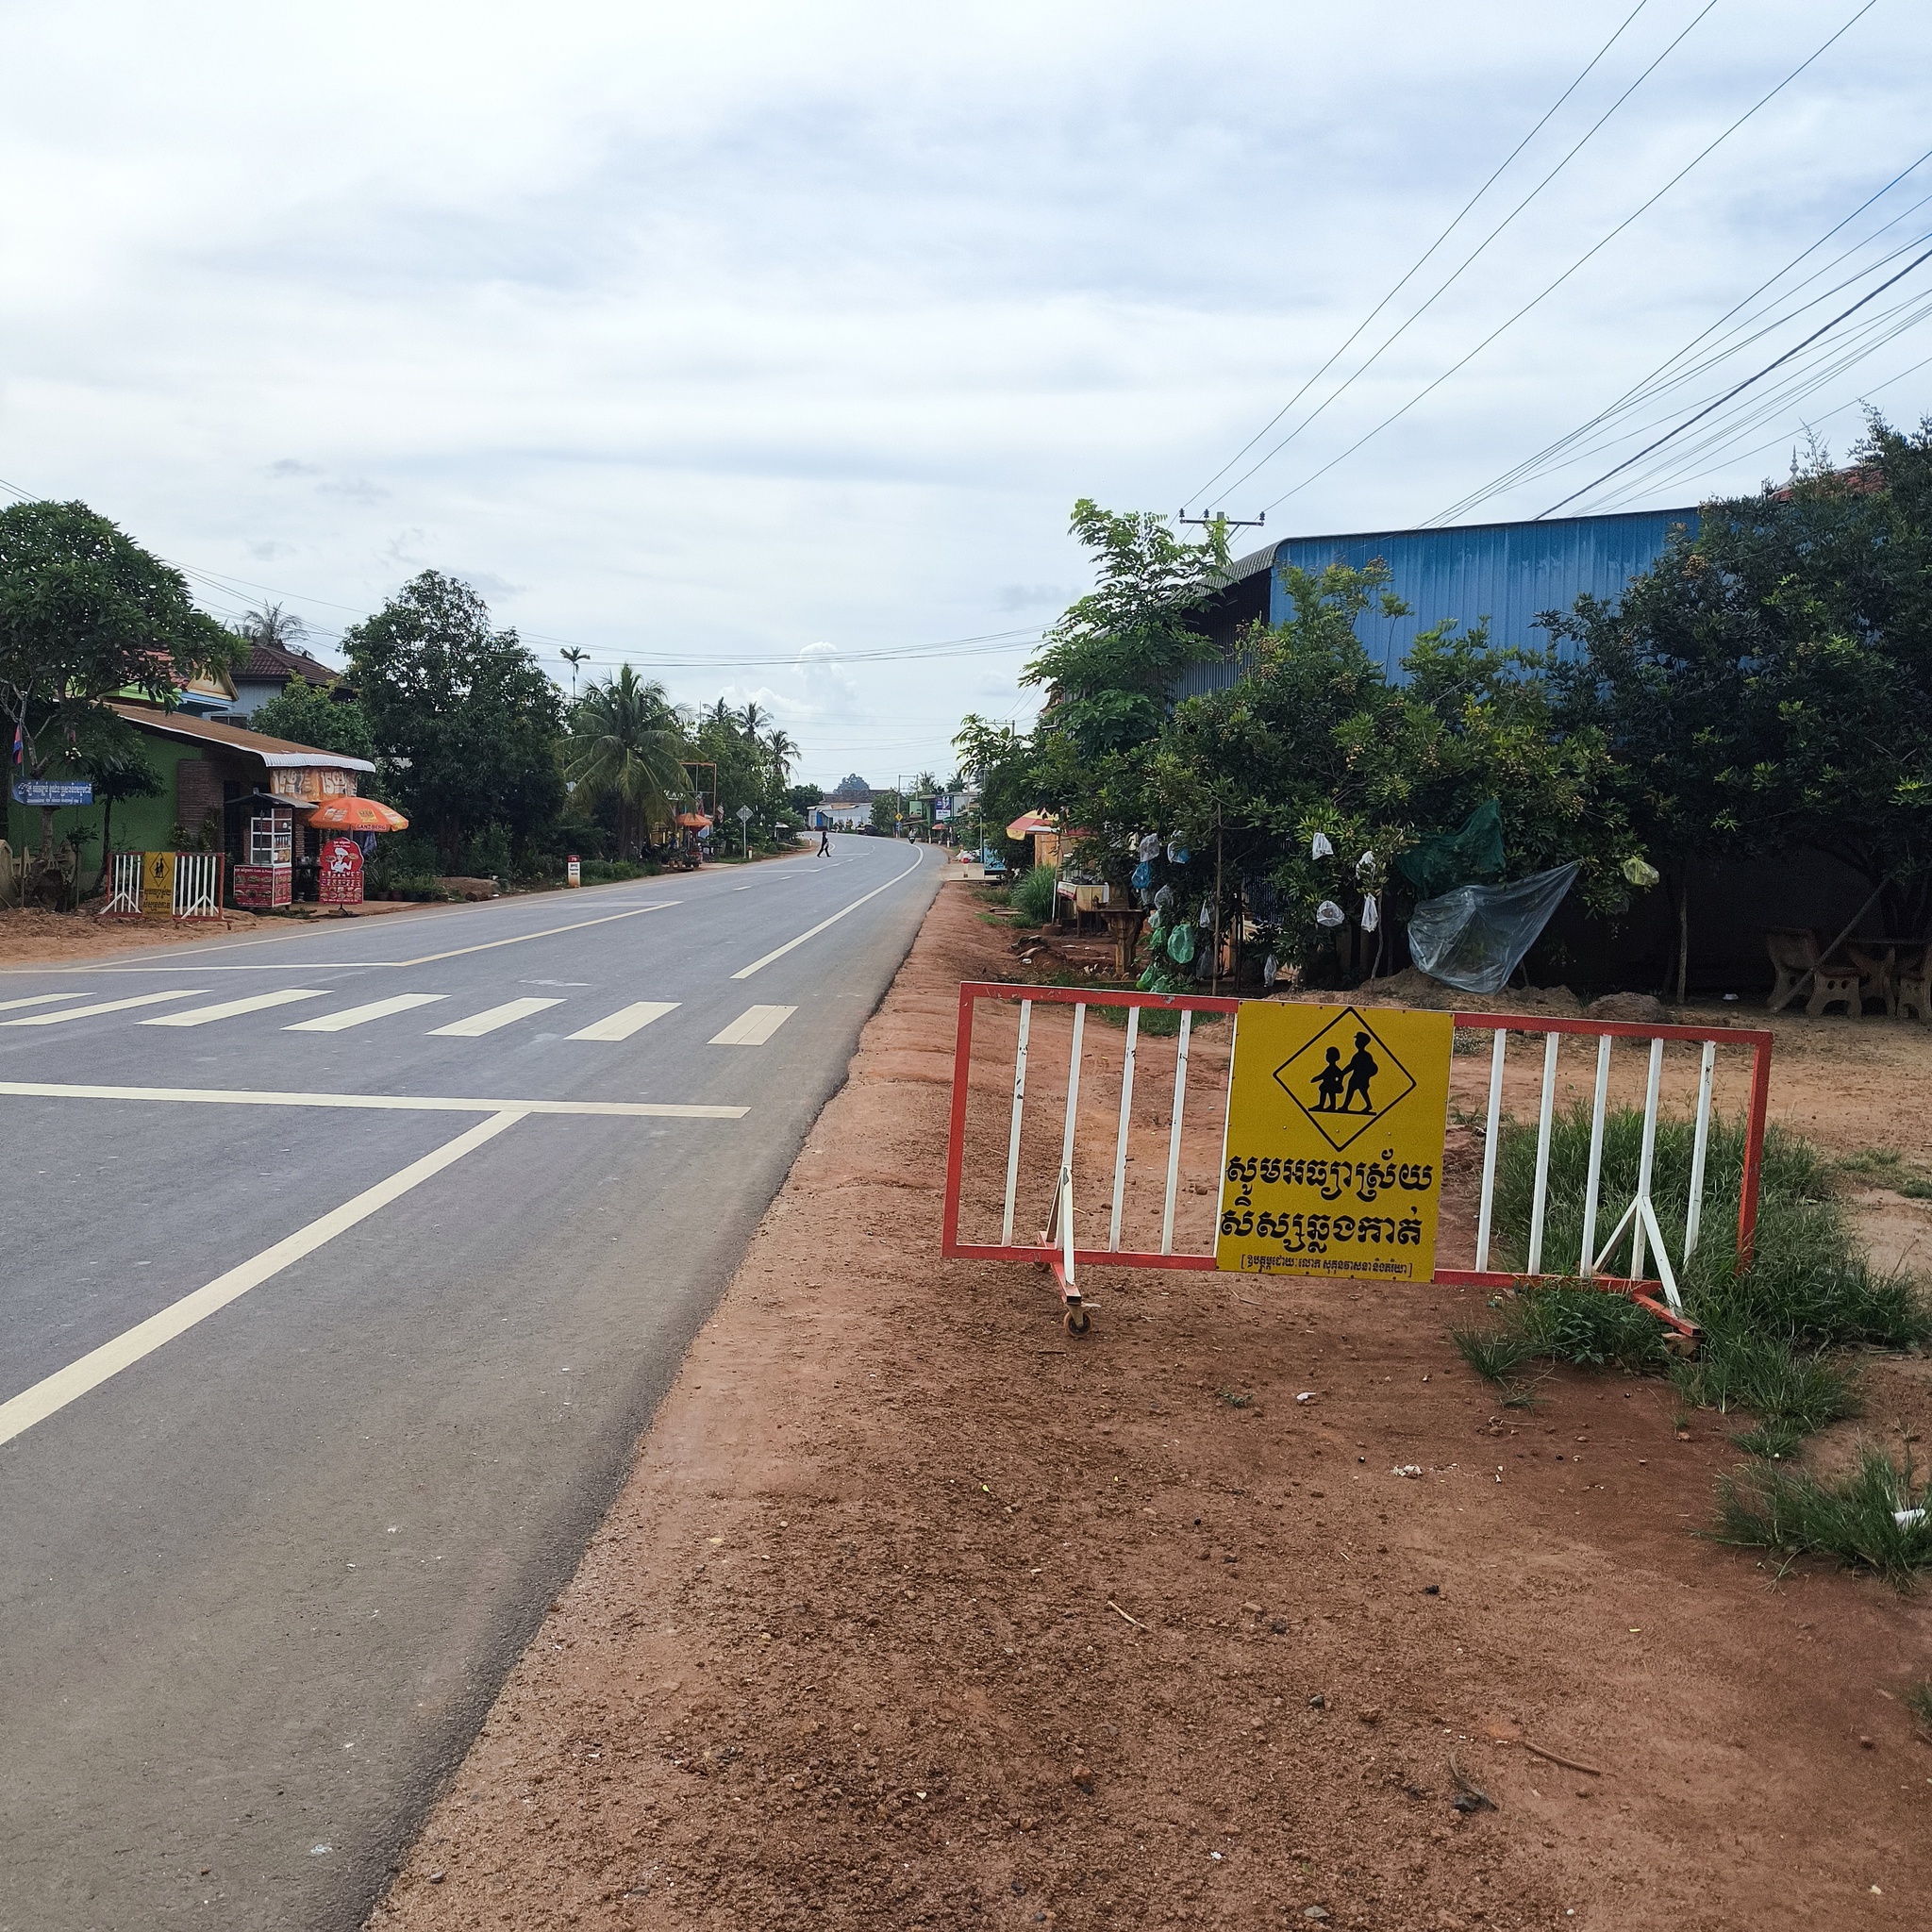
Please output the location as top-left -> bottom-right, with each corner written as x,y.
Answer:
1,990 -> 208,1027
142,990 -> 331,1027
426,997 -> 565,1038
566,1001 -> 679,1041
708,1004 -> 797,1046
285,993 -> 452,1032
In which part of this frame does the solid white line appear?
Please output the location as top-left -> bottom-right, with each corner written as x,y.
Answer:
0,991 -> 92,1015
0,1079 -> 745,1119
1,990 -> 206,1026
142,989 -> 331,1027
0,1111 -> 526,1449
729,850 -> 925,979
708,1004 -> 796,1046
427,997 -> 564,1037
393,903 -> 679,967
567,1001 -> 679,1041
285,993 -> 451,1032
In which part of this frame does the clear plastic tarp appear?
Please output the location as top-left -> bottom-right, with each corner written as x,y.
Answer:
1406,861 -> 1579,994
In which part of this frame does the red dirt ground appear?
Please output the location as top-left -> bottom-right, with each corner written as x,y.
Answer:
370,888 -> 1932,1932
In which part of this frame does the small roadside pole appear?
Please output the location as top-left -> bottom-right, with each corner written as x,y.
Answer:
737,803 -> 753,858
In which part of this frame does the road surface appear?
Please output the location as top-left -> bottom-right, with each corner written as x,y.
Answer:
0,838 -> 939,1930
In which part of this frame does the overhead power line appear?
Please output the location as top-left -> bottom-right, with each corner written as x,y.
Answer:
1429,139 -> 1932,524
1539,245 -> 1932,515
1253,0 -> 1881,519
1205,0 -> 1714,512
1184,0 -> 1656,508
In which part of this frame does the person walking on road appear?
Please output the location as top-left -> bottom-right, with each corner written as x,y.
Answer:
817,824 -> 832,857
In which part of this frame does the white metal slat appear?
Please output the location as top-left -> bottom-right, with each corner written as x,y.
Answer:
1108,1008 -> 1139,1252
999,1000 -> 1032,1248
1159,1010 -> 1193,1257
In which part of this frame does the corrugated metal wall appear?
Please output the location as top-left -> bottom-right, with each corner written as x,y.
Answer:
1173,504 -> 1699,699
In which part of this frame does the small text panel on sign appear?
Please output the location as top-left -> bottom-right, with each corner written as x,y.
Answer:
1215,1002 -> 1453,1280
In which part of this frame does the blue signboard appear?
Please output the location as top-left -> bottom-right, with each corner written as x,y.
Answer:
11,779 -> 94,807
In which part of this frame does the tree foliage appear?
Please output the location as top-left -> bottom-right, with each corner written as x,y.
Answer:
250,678 -> 377,762
343,571 -> 564,873
563,666 -> 690,858
0,499 -> 238,854
1549,418 -> 1932,930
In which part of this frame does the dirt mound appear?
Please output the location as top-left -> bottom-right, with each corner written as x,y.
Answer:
1586,991 -> 1674,1024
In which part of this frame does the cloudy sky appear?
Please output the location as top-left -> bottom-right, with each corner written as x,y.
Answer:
4,0 -> 1930,789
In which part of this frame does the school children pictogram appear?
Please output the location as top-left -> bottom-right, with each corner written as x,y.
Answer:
1273,1006 -> 1418,1152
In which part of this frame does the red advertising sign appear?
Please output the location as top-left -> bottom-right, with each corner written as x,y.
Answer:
318,837 -> 365,906
234,865 -> 291,909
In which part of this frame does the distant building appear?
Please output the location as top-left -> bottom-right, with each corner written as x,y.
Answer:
230,639 -> 348,720
811,796 -> 872,828
1178,504 -> 1699,697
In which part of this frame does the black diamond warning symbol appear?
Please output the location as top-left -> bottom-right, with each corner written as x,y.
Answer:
1272,1007 -> 1417,1152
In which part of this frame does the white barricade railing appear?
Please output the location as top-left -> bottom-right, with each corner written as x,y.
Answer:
105,852 -> 142,916
174,852 -> 223,919
942,983 -> 1774,1341
103,851 -> 225,921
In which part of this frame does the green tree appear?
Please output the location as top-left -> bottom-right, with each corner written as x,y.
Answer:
564,665 -> 690,858
1024,500 -> 1232,758
342,571 -> 563,874
250,679 -> 376,761
870,789 -> 904,833
1550,424 -> 1932,940
0,498 -> 237,861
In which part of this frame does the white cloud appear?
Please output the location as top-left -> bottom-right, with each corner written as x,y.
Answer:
2,1 -> 1929,790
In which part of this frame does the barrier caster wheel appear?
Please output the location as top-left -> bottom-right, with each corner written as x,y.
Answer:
1064,1307 -> 1091,1336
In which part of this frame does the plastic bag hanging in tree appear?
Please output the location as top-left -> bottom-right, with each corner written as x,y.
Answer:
1261,953 -> 1279,989
1165,923 -> 1196,966
1314,899 -> 1346,928
1166,837 -> 1190,866
1309,831 -> 1335,860
1359,893 -> 1379,933
1406,862 -> 1579,994
1198,900 -> 1212,927
1138,832 -> 1162,862
1131,859 -> 1152,891
1356,849 -> 1376,877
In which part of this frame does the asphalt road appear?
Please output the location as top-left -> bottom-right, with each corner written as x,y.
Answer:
0,838 -> 940,1932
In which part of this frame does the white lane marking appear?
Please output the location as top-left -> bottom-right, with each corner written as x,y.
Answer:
0,1079 -> 745,1118
285,993 -> 451,1033
730,850 -> 925,979
709,1004 -> 797,1046
1,990 -> 207,1027
0,991 -> 93,1015
0,1111 -> 525,1449
142,989 -> 332,1027
426,997 -> 564,1037
393,903 -> 679,968
567,1001 -> 679,1041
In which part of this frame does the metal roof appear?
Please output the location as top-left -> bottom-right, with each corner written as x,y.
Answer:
109,701 -> 376,772
1179,504 -> 1699,698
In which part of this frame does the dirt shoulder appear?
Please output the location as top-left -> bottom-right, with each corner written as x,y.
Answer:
372,888 -> 1932,1932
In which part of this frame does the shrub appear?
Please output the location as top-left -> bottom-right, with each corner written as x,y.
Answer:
1010,863 -> 1058,925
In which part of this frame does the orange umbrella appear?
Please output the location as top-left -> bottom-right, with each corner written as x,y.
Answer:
305,795 -> 409,832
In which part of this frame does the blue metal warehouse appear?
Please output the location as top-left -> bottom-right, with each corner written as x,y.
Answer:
1177,503 -> 1700,698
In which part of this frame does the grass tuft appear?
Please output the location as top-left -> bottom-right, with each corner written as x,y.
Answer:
1907,1680 -> 1932,1739
1450,1324 -> 1541,1384
1837,1146 -> 1932,1200
1716,1443 -> 1932,1589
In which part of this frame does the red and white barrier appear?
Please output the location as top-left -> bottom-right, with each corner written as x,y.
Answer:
941,981 -> 1772,1340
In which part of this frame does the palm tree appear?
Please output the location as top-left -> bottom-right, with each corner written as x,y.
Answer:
236,603 -> 308,650
564,666 -> 691,858
766,728 -> 798,784
559,647 -> 588,699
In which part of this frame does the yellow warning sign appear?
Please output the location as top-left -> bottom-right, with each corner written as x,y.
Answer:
1215,1002 -> 1453,1280
140,850 -> 176,919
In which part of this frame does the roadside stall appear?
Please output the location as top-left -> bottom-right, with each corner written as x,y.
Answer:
304,795 -> 410,907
